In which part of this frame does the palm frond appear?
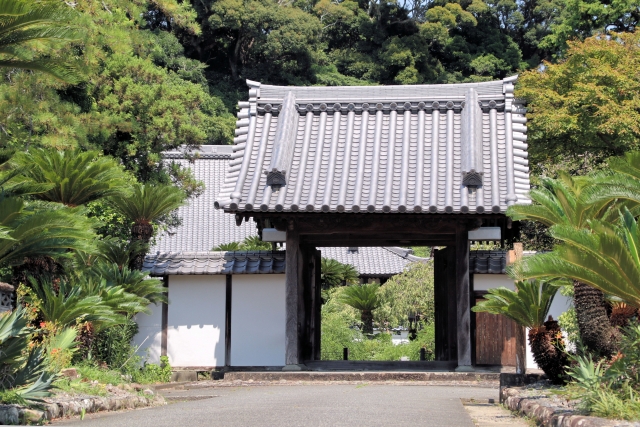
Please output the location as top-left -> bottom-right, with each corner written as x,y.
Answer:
472,280 -> 559,328
109,183 -> 186,224
511,211 -> 640,308
339,283 -> 380,311
11,149 -> 129,206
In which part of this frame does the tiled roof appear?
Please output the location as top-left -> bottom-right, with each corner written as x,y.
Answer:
151,145 -> 256,252
143,249 -> 507,276
215,77 -> 531,215
143,251 -> 286,275
319,247 -> 429,277
469,251 -> 507,274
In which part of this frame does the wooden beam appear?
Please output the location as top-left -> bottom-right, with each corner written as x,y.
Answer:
225,274 -> 232,367
252,213 -> 506,235
311,249 -> 322,361
161,276 -> 168,358
300,236 -> 456,246
455,223 -> 472,368
285,220 -> 302,365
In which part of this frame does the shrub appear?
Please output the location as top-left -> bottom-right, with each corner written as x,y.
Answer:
89,319 -> 139,368
564,322 -> 640,420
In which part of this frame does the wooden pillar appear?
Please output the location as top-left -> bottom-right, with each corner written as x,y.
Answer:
309,249 -> 322,361
455,223 -> 472,368
434,247 -> 457,361
285,220 -> 304,365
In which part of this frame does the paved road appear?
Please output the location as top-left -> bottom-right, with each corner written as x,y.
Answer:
55,385 -> 498,427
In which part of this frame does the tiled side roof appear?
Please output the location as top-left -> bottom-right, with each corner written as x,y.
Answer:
152,146 -> 256,252
143,251 -> 286,275
469,250 -> 507,274
215,77 -> 531,215
320,247 -> 430,277
143,249 -> 507,276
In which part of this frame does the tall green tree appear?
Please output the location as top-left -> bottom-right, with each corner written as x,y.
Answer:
507,172 -> 620,357
517,32 -> 640,175
0,0 -> 83,83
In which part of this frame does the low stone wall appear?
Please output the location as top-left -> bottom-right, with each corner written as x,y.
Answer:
0,393 -> 165,425
501,386 -> 640,427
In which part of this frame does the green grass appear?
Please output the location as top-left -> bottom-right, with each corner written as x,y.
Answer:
53,378 -> 109,396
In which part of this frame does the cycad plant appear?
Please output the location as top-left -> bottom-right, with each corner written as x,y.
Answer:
109,183 -> 186,269
321,258 -> 359,289
0,195 -> 96,285
339,283 -> 380,334
472,280 -> 568,384
512,208 -> 640,310
11,149 -> 129,207
0,0 -> 83,83
507,172 -> 620,358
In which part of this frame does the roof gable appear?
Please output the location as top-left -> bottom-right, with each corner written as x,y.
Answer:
215,78 -> 530,215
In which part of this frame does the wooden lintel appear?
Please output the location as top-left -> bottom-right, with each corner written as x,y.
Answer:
301,238 -> 456,247
249,213 -> 506,234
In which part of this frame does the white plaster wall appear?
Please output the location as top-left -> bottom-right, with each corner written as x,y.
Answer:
473,273 -> 572,370
230,274 -> 286,366
167,275 -> 227,367
133,303 -> 162,364
474,274 -> 517,291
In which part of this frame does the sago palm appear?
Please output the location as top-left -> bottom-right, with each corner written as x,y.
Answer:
472,280 -> 568,384
0,0 -> 83,83
28,278 -> 125,331
0,196 -> 96,270
339,283 -> 380,334
109,183 -> 186,270
95,263 -> 166,305
11,149 -> 129,207
507,172 -> 619,358
321,258 -> 359,289
512,208 -> 640,310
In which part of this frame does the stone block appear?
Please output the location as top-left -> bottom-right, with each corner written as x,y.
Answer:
171,370 -> 198,382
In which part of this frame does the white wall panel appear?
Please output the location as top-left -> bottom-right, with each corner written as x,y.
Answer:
167,275 -> 227,367
230,274 -> 286,366
133,303 -> 162,364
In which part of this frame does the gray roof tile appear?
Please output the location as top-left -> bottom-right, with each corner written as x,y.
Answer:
143,251 -> 286,275
152,146 -> 256,252
319,247 -> 430,277
469,250 -> 507,274
215,78 -> 530,214
144,249 -> 506,276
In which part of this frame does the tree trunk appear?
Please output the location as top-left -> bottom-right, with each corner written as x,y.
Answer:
11,256 -> 60,288
130,222 -> 153,271
528,317 -> 568,385
361,310 -> 373,335
573,281 -> 619,358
